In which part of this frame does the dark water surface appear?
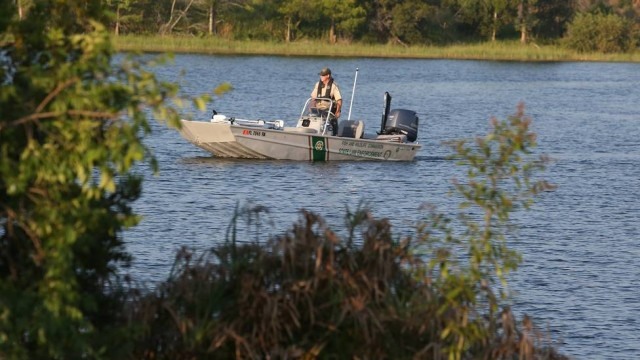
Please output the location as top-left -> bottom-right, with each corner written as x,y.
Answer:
125,55 -> 640,359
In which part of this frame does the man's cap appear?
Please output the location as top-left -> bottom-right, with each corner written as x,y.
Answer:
319,67 -> 331,76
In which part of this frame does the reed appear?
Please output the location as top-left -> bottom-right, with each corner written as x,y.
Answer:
112,35 -> 640,62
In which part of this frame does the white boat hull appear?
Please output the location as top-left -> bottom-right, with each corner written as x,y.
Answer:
179,120 -> 421,161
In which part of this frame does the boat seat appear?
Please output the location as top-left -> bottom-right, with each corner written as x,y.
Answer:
337,120 -> 365,138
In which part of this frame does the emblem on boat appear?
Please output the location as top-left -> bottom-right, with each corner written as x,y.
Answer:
314,140 -> 324,151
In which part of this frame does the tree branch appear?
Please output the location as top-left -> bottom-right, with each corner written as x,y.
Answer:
35,78 -> 80,114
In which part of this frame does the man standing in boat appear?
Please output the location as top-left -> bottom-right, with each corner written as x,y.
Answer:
311,67 -> 342,136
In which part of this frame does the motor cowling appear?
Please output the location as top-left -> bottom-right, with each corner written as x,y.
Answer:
382,109 -> 419,142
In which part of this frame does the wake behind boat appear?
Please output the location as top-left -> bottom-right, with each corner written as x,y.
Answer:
180,82 -> 422,161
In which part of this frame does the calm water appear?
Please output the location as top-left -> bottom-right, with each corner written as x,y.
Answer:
125,55 -> 640,359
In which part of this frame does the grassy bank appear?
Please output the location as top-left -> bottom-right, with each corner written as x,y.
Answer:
112,35 -> 640,62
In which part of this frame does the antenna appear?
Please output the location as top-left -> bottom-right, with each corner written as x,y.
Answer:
347,67 -> 359,120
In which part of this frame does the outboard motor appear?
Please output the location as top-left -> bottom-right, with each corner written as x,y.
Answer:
378,92 -> 419,142
383,109 -> 419,142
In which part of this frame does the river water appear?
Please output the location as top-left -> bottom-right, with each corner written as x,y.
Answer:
124,54 -> 640,359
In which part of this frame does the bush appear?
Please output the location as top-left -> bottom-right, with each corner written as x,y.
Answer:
130,208 -> 566,359
563,12 -> 635,53
0,1 -> 210,358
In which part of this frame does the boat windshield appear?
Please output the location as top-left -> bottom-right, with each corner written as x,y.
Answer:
301,97 -> 334,120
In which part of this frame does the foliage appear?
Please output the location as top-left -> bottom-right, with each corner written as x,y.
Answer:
388,1 -> 437,45
529,0 -> 574,40
128,105 -> 563,359
319,0 -> 367,40
450,0 -> 521,41
278,0 -> 321,41
0,0 -> 216,358
563,11 -> 636,53
26,0 -> 638,52
364,0 -> 451,45
278,0 -> 367,42
105,0 -> 144,35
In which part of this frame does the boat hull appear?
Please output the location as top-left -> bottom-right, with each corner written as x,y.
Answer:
179,120 -> 421,161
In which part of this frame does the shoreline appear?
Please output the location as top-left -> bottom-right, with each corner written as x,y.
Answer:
112,35 -> 640,63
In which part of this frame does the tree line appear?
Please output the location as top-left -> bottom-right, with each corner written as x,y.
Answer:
13,0 -> 639,52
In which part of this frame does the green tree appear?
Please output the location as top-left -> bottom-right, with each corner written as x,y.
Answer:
517,0 -> 537,42
453,0 -> 520,41
272,0 -> 366,43
279,0 -> 320,42
363,0 -> 428,44
363,0 -> 440,45
563,11 -> 635,52
530,0 -> 574,40
0,0 -> 215,357
202,0 -> 233,36
188,0 -> 249,37
106,0 -> 144,36
389,0 -> 439,45
236,0 -> 287,40
15,0 -> 34,20
315,0 -> 366,43
159,0 -> 197,35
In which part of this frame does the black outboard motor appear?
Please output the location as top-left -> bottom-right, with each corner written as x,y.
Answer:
378,92 -> 419,142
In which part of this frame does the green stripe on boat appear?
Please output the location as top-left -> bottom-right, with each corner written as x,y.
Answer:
311,136 -> 326,161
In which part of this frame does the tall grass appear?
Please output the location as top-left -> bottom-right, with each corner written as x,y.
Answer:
112,35 -> 640,62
